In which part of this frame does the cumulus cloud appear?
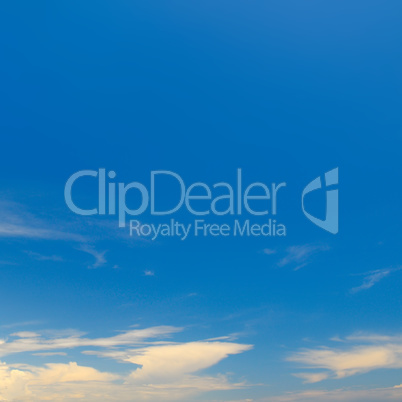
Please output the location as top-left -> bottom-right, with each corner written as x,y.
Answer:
0,325 -> 252,401
0,361 -> 118,401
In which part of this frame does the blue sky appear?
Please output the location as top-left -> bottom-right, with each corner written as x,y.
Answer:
0,1 -> 402,401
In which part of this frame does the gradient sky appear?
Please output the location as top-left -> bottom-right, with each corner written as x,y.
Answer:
0,1 -> 402,401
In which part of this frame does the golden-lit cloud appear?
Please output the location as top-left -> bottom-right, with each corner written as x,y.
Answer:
288,333 -> 402,382
0,325 -> 252,401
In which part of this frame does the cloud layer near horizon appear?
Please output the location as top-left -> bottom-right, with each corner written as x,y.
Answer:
0,325 -> 252,401
288,333 -> 402,383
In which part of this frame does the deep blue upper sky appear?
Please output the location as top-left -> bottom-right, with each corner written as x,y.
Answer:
0,1 -> 401,401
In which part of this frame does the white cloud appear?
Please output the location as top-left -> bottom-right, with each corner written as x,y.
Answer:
25,251 -> 64,262
350,267 -> 400,293
278,244 -> 329,269
0,201 -> 84,242
0,260 -> 18,266
1,321 -> 43,329
79,245 -> 107,268
0,222 -> 84,241
10,332 -> 40,338
144,270 -> 155,276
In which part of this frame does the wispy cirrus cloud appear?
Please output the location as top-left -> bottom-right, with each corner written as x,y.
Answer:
278,244 -> 329,270
1,321 -> 43,329
0,326 -> 181,357
0,201 -> 84,242
9,332 -> 40,339
0,222 -> 84,241
25,251 -> 64,262
79,245 -> 107,268
350,267 -> 401,294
